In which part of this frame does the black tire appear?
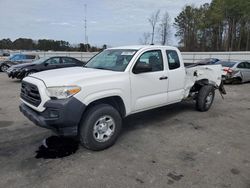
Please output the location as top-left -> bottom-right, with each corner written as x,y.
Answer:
79,104 -> 122,151
232,77 -> 242,84
196,85 -> 215,112
0,64 -> 9,72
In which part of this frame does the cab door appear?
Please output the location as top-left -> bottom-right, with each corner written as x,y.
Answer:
239,62 -> 250,82
130,50 -> 169,112
43,57 -> 61,70
245,62 -> 250,81
165,50 -> 186,103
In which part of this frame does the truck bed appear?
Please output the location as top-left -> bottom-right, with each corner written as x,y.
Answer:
184,64 -> 223,98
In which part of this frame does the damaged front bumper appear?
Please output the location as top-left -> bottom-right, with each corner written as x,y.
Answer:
19,97 -> 86,137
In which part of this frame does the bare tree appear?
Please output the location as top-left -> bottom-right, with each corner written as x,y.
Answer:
148,10 -> 160,44
139,32 -> 151,45
158,11 -> 171,45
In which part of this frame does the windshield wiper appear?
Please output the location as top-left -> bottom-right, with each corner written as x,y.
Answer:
83,66 -> 113,71
95,67 -> 108,70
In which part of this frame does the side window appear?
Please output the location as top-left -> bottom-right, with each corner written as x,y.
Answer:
237,62 -> 245,69
18,55 -> 24,60
62,57 -> 76,64
245,62 -> 250,69
135,50 -> 163,72
46,57 -> 61,65
166,50 -> 180,70
25,55 -> 35,59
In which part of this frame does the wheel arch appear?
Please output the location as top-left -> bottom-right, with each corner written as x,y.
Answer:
190,79 -> 217,92
84,96 -> 127,118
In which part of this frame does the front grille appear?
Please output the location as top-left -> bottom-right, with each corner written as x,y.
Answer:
21,81 -> 41,107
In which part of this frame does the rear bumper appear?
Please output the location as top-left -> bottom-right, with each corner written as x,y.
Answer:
19,97 -> 86,137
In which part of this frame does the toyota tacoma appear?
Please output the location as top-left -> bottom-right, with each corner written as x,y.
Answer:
19,45 -> 226,150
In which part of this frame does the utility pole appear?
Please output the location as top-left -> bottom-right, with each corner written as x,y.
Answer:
84,4 -> 88,51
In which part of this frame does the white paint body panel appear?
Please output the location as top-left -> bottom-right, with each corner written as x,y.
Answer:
21,45 -> 223,116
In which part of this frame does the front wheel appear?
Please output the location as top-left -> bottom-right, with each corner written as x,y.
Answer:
79,104 -> 122,151
0,64 -> 9,72
196,85 -> 215,112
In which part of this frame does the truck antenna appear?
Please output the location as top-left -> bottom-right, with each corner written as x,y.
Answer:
84,4 -> 88,51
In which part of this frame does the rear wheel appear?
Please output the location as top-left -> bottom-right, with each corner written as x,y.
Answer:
232,77 -> 242,84
79,104 -> 122,151
196,85 -> 215,112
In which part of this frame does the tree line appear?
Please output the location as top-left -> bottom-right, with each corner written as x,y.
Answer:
0,38 -> 106,52
174,0 -> 250,51
140,10 -> 171,46
1,0 -> 249,52
142,0 -> 250,51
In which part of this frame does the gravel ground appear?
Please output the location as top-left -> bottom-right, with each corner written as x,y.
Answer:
0,73 -> 249,188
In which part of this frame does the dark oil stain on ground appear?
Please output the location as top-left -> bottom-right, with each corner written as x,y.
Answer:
135,178 -> 144,184
188,122 -> 203,130
230,168 -> 240,175
35,136 -> 79,159
178,151 -> 196,162
167,172 -> 184,181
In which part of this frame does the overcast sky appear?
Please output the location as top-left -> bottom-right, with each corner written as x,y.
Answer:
0,0 -> 211,47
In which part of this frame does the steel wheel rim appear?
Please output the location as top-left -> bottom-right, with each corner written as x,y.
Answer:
93,115 -> 115,142
205,92 -> 213,108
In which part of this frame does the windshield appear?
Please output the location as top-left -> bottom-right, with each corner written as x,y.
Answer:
215,61 -> 236,67
9,54 -> 23,61
85,49 -> 137,71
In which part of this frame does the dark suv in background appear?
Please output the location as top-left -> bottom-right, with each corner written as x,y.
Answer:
0,54 -> 39,72
7,56 -> 85,79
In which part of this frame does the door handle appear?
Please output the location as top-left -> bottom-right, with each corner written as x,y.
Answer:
159,76 -> 168,80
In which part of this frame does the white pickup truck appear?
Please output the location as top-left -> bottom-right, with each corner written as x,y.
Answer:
19,45 -> 226,150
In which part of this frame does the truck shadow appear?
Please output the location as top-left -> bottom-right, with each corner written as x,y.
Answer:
34,101 -> 194,159
122,101 -> 195,134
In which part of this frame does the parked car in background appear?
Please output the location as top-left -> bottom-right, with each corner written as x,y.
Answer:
215,61 -> 250,83
0,50 -> 10,62
0,50 -> 10,57
7,56 -> 85,79
0,54 -> 39,72
196,58 -> 220,65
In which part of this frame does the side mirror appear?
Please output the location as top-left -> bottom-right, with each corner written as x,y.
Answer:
133,62 -> 152,74
44,62 -> 49,66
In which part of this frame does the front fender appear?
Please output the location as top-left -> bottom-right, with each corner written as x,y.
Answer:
75,89 -> 131,115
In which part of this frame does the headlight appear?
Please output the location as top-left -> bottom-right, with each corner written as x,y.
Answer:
46,86 -> 81,99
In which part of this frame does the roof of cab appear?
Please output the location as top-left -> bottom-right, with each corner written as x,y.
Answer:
109,45 -> 178,51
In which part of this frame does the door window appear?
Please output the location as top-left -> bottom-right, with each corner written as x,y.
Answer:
166,50 -> 180,70
46,57 -> 61,65
245,62 -> 250,69
25,55 -> 36,59
237,62 -> 246,69
61,57 -> 76,64
134,50 -> 163,72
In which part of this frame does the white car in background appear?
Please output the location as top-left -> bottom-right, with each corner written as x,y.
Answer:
215,61 -> 250,83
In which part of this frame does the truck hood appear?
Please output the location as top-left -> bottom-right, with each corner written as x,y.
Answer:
11,62 -> 35,69
29,67 -> 121,87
